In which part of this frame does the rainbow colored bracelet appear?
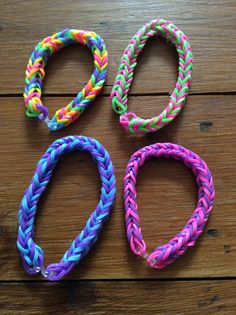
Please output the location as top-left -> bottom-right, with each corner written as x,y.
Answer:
24,29 -> 108,131
111,19 -> 193,135
124,143 -> 215,268
17,136 -> 116,281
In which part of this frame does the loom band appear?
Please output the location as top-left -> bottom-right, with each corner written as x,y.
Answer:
146,240 -> 190,269
24,92 -> 42,106
24,98 -> 43,117
46,107 -> 83,131
95,60 -> 108,73
110,91 -> 128,115
38,94 -> 89,131
36,104 -> 49,119
48,112 -> 72,130
24,30 -> 108,130
111,19 -> 193,135
46,74 -> 104,128
146,252 -> 171,269
120,112 -> 135,131
120,112 -> 162,135
28,65 -> 46,79
123,100 -> 187,135
45,263 -> 67,281
17,136 -> 116,281
119,112 -> 144,134
47,119 -> 65,131
18,242 -> 45,275
17,244 -> 43,275
124,143 -> 215,269
44,208 -> 112,281
129,234 -> 147,257
45,238 -> 94,281
123,102 -> 186,134
45,253 -> 86,280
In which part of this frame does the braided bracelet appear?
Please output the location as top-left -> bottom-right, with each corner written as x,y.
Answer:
111,19 -> 193,134
17,136 -> 116,281
24,29 -> 108,131
124,143 -> 215,268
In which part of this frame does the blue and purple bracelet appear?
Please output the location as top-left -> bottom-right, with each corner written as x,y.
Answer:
17,136 -> 116,281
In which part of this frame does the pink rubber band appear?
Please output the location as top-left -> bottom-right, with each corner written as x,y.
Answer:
124,143 -> 215,269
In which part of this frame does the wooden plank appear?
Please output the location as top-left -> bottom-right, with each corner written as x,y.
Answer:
0,95 -> 235,280
0,280 -> 235,314
0,0 -> 236,94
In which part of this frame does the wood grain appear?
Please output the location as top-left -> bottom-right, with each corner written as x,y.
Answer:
0,0 -> 236,94
0,280 -> 235,314
1,1 -> 236,314
0,95 -> 235,280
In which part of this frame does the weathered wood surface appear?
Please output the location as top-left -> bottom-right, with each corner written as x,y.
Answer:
1,0 -> 236,313
0,280 -> 235,315
1,95 -> 235,280
0,0 -> 236,94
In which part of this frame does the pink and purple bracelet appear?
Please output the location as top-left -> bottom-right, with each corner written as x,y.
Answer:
124,143 -> 215,268
17,136 -> 116,281
111,19 -> 193,135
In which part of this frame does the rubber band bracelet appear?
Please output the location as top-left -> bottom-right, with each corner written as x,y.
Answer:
24,29 -> 108,131
111,19 -> 193,135
124,143 -> 215,268
17,136 -> 116,281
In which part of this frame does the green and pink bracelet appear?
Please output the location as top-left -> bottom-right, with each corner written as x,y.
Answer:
111,19 -> 193,135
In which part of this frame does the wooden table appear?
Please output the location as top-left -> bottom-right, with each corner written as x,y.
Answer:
0,1 -> 236,314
